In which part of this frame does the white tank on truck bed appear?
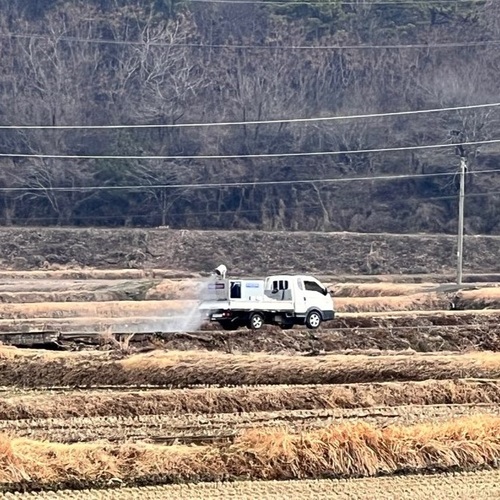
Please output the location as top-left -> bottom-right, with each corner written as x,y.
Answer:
199,265 -> 335,331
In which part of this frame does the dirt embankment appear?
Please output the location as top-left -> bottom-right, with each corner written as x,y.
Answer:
3,349 -> 500,388
154,325 -> 500,354
2,228 -> 500,274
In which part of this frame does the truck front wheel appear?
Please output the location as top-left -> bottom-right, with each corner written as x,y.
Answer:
305,310 -> 322,329
248,312 -> 265,330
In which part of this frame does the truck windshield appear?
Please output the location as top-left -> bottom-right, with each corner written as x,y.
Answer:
304,280 -> 327,295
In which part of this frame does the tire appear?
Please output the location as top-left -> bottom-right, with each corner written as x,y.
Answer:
305,310 -> 322,329
219,320 -> 239,331
248,312 -> 265,330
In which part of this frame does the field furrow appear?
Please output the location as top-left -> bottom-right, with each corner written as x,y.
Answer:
1,415 -> 500,491
2,308 -> 500,354
15,470 -> 500,499
4,349 -> 500,388
0,379 -> 499,420
5,405 -> 500,444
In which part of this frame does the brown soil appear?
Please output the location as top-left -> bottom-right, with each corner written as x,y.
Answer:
150,323 -> 500,354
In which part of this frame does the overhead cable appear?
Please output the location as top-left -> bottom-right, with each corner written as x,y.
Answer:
188,0 -> 485,4
2,32 -> 499,50
0,138 -> 498,160
0,102 -> 499,130
1,168 -> 498,192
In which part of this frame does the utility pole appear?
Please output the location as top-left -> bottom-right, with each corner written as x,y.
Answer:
456,154 -> 467,285
451,130 -> 467,286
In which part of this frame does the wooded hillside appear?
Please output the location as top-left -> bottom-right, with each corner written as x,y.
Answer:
1,0 -> 499,233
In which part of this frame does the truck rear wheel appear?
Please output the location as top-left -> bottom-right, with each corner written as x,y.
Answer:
305,310 -> 322,329
248,312 -> 264,330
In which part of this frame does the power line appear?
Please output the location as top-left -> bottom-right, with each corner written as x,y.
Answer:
2,168 -> 499,192
187,0 -> 485,4
1,102 -> 499,130
1,138 -> 498,160
2,32 -> 499,50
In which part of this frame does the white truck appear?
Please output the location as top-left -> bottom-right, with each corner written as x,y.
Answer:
198,265 -> 335,330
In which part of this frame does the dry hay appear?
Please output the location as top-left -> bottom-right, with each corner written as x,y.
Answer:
334,293 -> 450,313
456,288 -> 500,310
1,416 -> 500,489
4,349 -> 500,388
115,350 -> 500,387
1,379 -> 500,420
0,296 -> 444,318
331,283 -> 436,298
0,300 -> 192,320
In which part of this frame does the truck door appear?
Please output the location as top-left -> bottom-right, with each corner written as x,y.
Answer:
302,278 -> 329,312
294,277 -> 307,314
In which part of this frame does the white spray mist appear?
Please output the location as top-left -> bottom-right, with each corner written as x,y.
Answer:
136,276 -> 212,333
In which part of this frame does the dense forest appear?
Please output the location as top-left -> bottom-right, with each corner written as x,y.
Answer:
0,0 -> 499,233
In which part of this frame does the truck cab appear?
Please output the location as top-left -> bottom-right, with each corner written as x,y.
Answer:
199,269 -> 334,331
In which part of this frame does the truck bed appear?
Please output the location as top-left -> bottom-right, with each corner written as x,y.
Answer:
199,299 -> 295,313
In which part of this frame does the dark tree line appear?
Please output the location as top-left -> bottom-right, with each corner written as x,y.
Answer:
0,0 -> 499,233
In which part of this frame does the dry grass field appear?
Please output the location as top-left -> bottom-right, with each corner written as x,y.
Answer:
2,415 -> 500,487
2,269 -> 500,497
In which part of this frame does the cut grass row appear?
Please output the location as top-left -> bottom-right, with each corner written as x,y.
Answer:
1,415 -> 500,490
23,470 -> 500,500
5,349 -> 500,388
1,379 -> 499,420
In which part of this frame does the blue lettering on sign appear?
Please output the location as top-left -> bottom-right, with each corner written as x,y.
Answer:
246,283 -> 260,288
